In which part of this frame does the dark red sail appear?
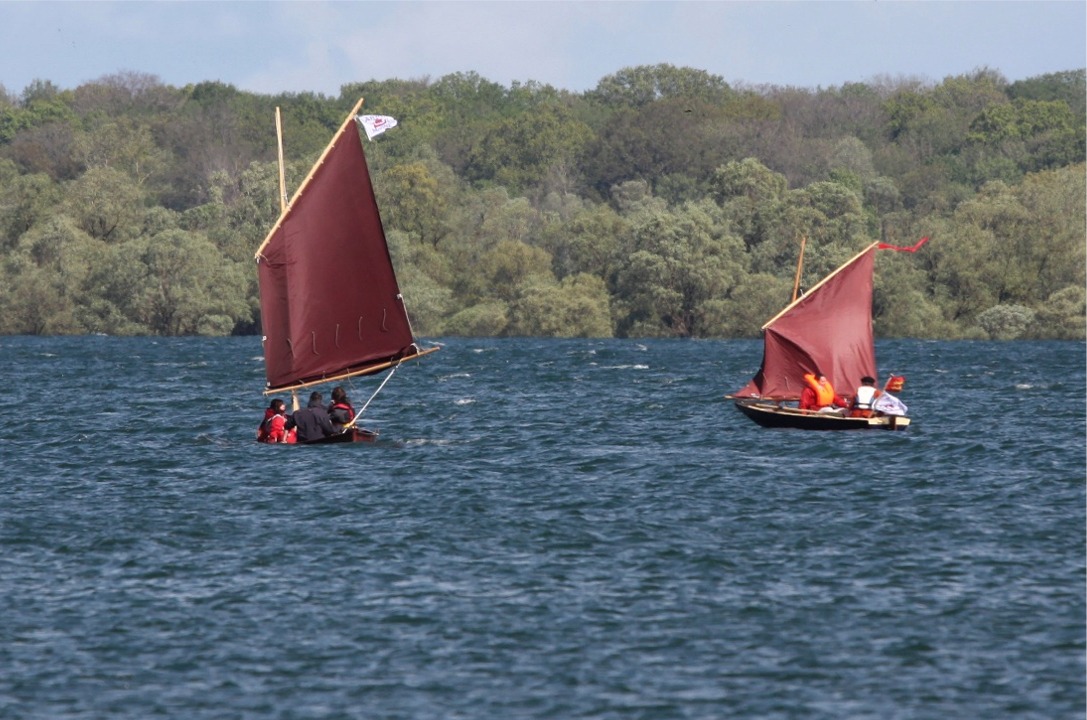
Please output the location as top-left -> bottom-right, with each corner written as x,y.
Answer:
256,106 -> 417,393
735,243 -> 879,401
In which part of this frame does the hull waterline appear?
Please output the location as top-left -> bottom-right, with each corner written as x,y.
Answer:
732,399 -> 910,431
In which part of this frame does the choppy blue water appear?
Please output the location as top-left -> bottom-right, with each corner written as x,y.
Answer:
1,336 -> 1083,719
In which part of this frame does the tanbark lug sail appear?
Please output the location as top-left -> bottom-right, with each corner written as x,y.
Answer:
254,99 -> 438,444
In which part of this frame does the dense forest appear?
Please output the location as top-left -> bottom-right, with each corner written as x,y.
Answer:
0,65 -> 1083,339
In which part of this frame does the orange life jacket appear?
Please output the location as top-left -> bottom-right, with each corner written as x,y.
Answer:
803,373 -> 836,407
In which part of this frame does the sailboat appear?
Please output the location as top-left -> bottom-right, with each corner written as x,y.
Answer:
254,99 -> 438,444
728,240 -> 913,431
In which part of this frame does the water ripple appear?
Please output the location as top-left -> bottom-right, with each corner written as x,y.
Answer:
0,337 -> 1083,719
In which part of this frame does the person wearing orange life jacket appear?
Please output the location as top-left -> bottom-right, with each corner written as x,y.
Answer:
327,386 -> 356,432
849,376 -> 882,418
799,372 -> 849,413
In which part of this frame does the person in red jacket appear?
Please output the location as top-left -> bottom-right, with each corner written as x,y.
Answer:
256,400 -> 277,442
257,398 -> 295,443
799,372 -> 849,413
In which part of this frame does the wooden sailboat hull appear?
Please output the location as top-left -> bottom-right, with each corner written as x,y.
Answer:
300,428 -> 379,445
732,399 -> 910,431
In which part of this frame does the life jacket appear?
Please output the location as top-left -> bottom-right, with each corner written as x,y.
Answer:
330,401 -> 355,427
256,408 -> 276,442
803,373 -> 836,407
266,414 -> 288,443
259,413 -> 296,443
854,385 -> 879,409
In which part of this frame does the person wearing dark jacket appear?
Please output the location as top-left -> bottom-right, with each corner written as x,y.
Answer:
291,391 -> 336,442
327,386 -> 356,431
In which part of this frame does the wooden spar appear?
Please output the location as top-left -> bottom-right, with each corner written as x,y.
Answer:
254,97 -> 367,260
791,235 -> 807,303
262,345 -> 440,396
760,241 -> 880,331
275,107 -> 287,214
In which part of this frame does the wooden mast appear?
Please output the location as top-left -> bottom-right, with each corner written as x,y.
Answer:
275,107 -> 287,214
791,234 -> 807,303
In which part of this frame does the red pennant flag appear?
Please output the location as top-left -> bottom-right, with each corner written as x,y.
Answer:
878,236 -> 929,252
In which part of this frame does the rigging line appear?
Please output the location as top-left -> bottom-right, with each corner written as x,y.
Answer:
349,361 -> 401,427
397,292 -> 419,341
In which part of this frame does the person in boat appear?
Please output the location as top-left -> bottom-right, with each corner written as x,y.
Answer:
327,386 -> 356,432
256,400 -> 277,442
849,376 -> 881,418
291,391 -> 336,442
799,372 -> 849,413
256,398 -> 294,443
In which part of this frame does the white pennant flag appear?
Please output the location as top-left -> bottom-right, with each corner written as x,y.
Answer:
356,114 -> 398,141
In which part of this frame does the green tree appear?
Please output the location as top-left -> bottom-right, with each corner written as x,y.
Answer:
120,229 -> 249,335
710,157 -> 789,249
63,166 -> 146,242
465,105 -> 592,193
704,272 -> 792,337
0,160 -> 62,250
539,201 -> 628,280
612,202 -> 745,337
0,81 -> 75,144
476,239 -> 554,304
394,263 -> 454,337
444,301 -> 509,336
74,117 -> 169,185
508,273 -> 612,337
377,160 -> 453,246
0,215 -> 103,334
1034,286 -> 1086,340
590,64 -> 732,108
976,303 -> 1036,339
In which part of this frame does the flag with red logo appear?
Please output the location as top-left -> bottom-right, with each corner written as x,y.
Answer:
356,115 -> 399,141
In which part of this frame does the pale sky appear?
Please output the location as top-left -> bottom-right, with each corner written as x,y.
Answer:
2,1 -> 1084,97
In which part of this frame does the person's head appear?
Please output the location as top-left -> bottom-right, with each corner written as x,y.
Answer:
331,386 -> 348,403
860,376 -> 875,386
308,391 -> 323,406
271,398 -> 286,414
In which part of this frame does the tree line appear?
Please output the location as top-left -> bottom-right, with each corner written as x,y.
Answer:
0,64 -> 1083,340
